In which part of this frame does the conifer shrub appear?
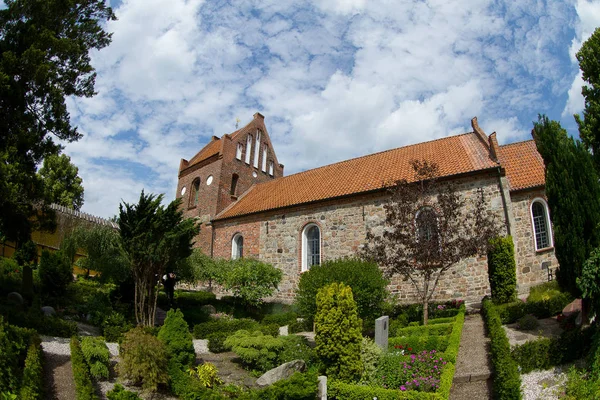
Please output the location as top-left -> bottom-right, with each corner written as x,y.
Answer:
157,309 -> 195,367
38,250 -> 72,296
80,337 -> 110,380
314,282 -> 362,382
295,258 -> 388,325
488,236 -> 517,304
102,312 -> 132,343
118,328 -> 168,392
224,330 -> 284,372
70,337 -> 98,400
359,337 -> 382,385
106,384 -> 142,400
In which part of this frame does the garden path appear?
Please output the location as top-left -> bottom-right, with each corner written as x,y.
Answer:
40,337 -> 76,400
449,313 -> 492,400
197,351 -> 257,388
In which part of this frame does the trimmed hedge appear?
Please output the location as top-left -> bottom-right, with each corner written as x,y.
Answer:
388,335 -> 449,353
487,236 -> 517,304
394,323 -> 454,338
70,337 -> 98,400
481,298 -> 521,400
193,318 -> 260,339
511,327 -> 596,373
19,336 -> 44,400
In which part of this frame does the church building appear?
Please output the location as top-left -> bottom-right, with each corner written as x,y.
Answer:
176,113 -> 557,303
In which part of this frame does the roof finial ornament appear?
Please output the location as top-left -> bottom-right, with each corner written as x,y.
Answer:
235,117 -> 240,129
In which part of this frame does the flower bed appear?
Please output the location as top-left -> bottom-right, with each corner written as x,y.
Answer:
328,304 -> 465,399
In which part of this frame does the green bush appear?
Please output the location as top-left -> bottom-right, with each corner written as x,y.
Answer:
261,312 -> 298,327
259,323 -> 280,337
487,236 -> 517,304
102,312 -> 132,343
221,258 -> 283,306
389,335 -> 449,354
511,327 -> 596,373
118,327 -> 169,392
224,330 -> 284,372
295,258 -> 388,326
394,323 -> 453,338
359,337 -> 382,385
315,283 -> 362,383
481,298 -> 522,400
0,257 -> 21,295
517,314 -> 539,331
0,317 -> 37,394
38,250 -> 72,296
80,337 -> 110,380
288,319 -> 311,334
207,332 -> 230,353
193,318 -> 259,339
106,384 -> 142,400
278,335 -> 315,366
240,371 -> 318,400
70,337 -> 98,400
19,337 -> 43,400
158,309 -> 195,367
563,366 -> 600,400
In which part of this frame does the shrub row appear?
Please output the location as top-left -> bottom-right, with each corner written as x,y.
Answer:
70,337 -> 98,400
193,318 -> 260,339
511,327 -> 596,373
495,288 -> 572,324
80,337 -> 110,380
481,298 -> 521,400
389,335 -> 449,353
19,336 -> 44,400
394,323 -> 454,338
0,317 -> 37,394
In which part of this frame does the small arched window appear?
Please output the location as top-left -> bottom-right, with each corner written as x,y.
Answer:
230,174 -> 239,196
189,178 -> 200,207
232,234 -> 243,259
416,207 -> 438,244
531,199 -> 552,250
302,224 -> 320,272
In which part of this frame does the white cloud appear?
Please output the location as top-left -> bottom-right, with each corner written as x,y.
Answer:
63,0 -> 594,218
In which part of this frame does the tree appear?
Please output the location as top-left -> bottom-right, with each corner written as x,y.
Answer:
363,160 -> 498,324
314,282 -> 362,382
532,115 -> 600,297
221,258 -> 282,306
119,191 -> 200,326
187,248 -> 226,290
0,0 -> 114,246
575,27 -> 600,172
38,153 -> 84,210
61,224 -> 129,283
578,248 -> 600,321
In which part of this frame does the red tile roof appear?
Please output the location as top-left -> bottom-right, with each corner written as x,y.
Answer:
215,132 -> 499,220
497,140 -> 546,191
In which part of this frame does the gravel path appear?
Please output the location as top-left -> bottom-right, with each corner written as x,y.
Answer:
520,366 -> 569,400
41,337 -> 76,400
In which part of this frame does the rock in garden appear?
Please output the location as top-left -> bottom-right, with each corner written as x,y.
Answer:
41,306 -> 56,316
201,304 -> 217,314
7,292 -> 23,305
256,360 -> 306,387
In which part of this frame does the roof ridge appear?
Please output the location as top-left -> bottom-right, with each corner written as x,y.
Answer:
261,131 -> 477,182
499,139 -> 535,148
50,203 -> 118,228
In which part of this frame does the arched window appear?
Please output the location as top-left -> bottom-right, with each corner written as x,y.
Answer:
230,174 -> 239,196
302,224 -> 320,272
232,234 -> 243,259
189,178 -> 200,207
531,199 -> 552,250
416,207 -> 438,243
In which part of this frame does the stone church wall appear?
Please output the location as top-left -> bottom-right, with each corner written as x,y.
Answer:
510,189 -> 558,293
213,172 -> 523,304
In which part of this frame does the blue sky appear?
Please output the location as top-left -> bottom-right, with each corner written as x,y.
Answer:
61,0 -> 600,218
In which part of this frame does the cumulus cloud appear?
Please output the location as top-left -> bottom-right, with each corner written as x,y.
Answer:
62,0 -> 600,218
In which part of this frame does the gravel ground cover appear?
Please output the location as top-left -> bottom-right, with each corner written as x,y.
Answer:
520,366 -> 569,400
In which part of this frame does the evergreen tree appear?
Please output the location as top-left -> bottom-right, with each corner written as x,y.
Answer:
0,0 -> 114,245
314,282 -> 362,382
532,115 -> 600,297
119,191 -> 200,326
576,27 -> 600,171
38,153 -> 85,211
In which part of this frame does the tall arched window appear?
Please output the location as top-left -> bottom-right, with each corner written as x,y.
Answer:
531,199 -> 552,250
232,234 -> 243,259
230,174 -> 239,196
302,224 -> 320,272
189,178 -> 200,207
416,207 -> 438,243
